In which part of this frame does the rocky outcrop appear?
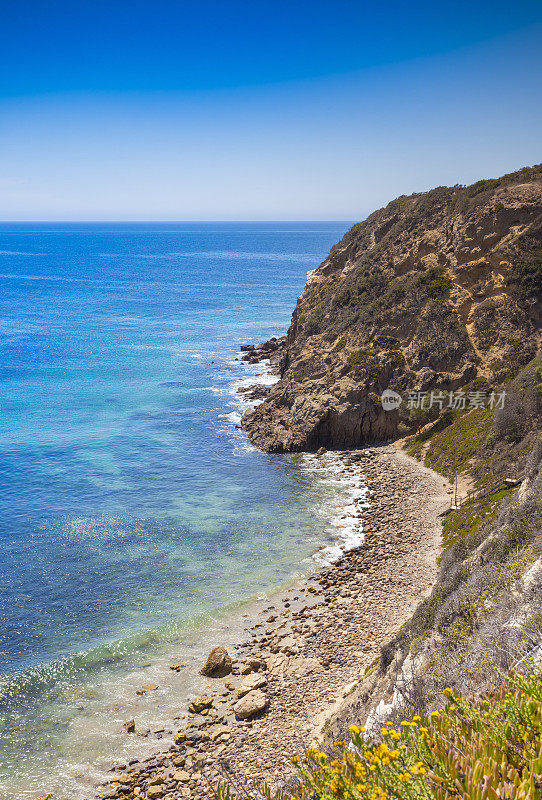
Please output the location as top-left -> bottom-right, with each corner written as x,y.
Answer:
233,689 -> 270,720
188,696 -> 213,714
236,673 -> 267,697
240,336 -> 286,365
199,647 -> 232,677
243,165 -> 542,452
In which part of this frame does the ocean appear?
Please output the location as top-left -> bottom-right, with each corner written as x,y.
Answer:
0,222 -> 355,798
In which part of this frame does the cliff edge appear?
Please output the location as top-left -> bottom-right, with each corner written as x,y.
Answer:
243,165 -> 542,451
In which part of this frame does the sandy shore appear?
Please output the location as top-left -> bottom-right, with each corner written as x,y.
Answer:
96,446 -> 449,800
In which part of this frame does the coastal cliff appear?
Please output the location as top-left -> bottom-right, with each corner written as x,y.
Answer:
95,169 -> 542,800
243,165 -> 542,451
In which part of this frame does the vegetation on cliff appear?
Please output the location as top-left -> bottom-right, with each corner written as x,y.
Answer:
243,165 -> 542,453
315,355 -> 541,788
225,167 -> 542,800
219,672 -> 542,799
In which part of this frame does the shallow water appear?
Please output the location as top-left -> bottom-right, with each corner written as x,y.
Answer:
0,222 -> 356,798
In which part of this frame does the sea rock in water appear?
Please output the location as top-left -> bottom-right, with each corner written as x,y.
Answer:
200,646 -> 232,677
121,719 -> 135,734
233,689 -> 269,719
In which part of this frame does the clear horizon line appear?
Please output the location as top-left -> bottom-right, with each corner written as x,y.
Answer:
0,218 -> 357,224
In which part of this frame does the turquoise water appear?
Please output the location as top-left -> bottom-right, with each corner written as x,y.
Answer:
0,222 -> 352,798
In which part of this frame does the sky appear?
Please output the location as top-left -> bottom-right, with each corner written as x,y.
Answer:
0,0 -> 541,220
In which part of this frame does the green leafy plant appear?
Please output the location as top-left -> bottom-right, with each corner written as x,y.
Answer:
217,673 -> 542,800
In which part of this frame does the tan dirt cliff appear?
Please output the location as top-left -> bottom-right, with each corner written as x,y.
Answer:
243,165 -> 542,451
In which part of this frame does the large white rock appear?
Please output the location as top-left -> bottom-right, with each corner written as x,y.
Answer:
236,673 -> 267,697
233,689 -> 269,720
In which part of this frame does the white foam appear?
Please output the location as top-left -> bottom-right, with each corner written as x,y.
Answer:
216,352 -> 372,565
293,451 -> 372,566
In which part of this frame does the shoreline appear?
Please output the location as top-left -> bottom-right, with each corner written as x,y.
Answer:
97,444 -> 450,800
11,350 -> 369,800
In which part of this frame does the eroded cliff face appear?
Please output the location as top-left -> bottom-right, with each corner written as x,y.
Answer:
242,166 -> 542,452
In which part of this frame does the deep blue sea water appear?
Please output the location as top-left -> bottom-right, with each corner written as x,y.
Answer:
0,222 -> 351,798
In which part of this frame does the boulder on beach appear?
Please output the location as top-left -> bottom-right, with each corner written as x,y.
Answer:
172,769 -> 190,782
240,656 -> 266,674
199,646 -> 232,677
210,724 -> 231,741
267,653 -> 324,677
188,695 -> 213,713
233,688 -> 269,719
169,661 -> 187,671
120,719 -> 135,734
236,672 -> 267,697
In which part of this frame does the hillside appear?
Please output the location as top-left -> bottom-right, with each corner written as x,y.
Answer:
227,166 -> 542,800
242,165 -> 542,452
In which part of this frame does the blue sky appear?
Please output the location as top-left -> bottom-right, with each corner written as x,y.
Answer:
0,0 -> 541,220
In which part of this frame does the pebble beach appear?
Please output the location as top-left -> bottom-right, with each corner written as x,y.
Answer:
95,446 -> 449,800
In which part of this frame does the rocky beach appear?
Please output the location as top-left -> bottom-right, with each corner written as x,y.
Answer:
88,166 -> 542,800
95,445 -> 449,800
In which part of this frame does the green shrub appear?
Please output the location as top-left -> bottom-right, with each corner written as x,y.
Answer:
466,177 -> 501,197
441,487 -> 510,552
218,673 -> 542,800
347,351 -> 362,369
514,247 -> 542,297
305,311 -> 323,335
336,289 -> 352,307
423,408 -> 493,478
416,266 -> 452,299
428,275 -> 452,298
